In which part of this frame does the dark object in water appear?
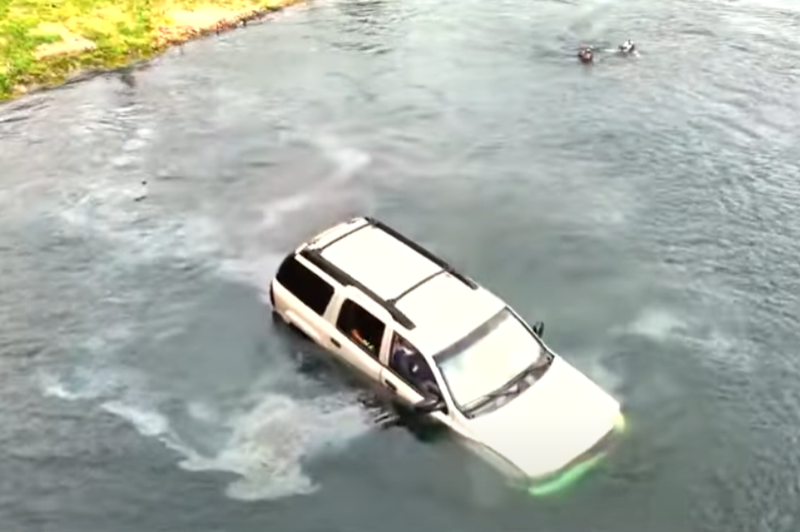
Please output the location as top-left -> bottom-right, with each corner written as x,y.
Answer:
134,180 -> 147,202
618,40 -> 636,54
577,47 -> 594,63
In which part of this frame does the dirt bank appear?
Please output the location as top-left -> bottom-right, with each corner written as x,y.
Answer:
0,0 -> 304,101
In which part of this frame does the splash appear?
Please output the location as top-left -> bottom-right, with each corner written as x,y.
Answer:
179,392 -> 373,501
40,361 -> 146,402
41,365 -> 377,502
101,400 -> 171,438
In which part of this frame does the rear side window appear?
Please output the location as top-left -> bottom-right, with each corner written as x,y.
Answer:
276,255 -> 334,315
336,300 -> 386,358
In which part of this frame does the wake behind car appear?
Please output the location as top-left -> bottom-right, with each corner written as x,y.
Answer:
269,216 -> 626,496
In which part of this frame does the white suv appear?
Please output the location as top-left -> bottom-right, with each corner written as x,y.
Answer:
270,216 -> 626,496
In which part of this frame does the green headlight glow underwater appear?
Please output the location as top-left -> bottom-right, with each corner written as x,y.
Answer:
527,453 -> 606,497
527,412 -> 627,498
613,411 -> 627,433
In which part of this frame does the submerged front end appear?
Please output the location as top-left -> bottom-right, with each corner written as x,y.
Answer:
527,410 -> 627,497
462,355 -> 627,498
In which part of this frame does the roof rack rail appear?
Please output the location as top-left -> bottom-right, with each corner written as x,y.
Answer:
299,248 -> 416,330
313,218 -> 370,251
364,217 -> 478,290
387,270 -> 444,305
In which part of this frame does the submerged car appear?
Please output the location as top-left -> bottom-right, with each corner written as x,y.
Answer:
269,216 -> 626,496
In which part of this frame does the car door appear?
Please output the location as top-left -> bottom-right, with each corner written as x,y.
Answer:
379,332 -> 445,405
379,332 -> 424,405
326,289 -> 390,384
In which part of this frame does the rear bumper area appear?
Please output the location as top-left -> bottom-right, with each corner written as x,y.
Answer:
527,411 -> 627,497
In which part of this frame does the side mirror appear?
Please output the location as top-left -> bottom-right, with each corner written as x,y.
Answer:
533,321 -> 545,337
414,394 -> 445,414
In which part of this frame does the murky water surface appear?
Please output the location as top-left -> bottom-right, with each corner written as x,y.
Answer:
2,0 -> 800,531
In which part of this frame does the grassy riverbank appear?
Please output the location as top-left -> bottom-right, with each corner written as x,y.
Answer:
0,0 -> 302,101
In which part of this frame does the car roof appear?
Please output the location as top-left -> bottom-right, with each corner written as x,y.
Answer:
300,217 -> 505,355
397,273 -> 504,355
318,223 -> 440,301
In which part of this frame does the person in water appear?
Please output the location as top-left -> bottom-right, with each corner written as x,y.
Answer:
577,46 -> 594,63
619,40 -> 636,54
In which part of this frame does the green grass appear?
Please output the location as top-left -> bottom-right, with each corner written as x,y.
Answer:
0,0 -> 298,101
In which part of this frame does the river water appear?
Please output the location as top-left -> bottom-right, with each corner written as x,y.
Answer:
1,0 -> 799,530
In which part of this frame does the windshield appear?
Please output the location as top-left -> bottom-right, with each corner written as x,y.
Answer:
434,308 -> 551,412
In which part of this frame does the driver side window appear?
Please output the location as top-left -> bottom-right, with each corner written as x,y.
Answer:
389,334 -> 442,398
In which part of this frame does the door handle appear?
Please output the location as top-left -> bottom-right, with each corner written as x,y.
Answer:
331,338 -> 341,348
384,380 -> 397,392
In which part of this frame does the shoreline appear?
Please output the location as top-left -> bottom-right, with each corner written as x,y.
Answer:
0,1 -> 305,102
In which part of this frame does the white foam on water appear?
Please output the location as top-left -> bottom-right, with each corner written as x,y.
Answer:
178,391 -> 373,501
57,184 -> 225,267
258,193 -> 317,231
572,307 -> 691,405
53,128 -> 372,281
41,373 -> 86,401
216,252 -> 283,302
187,400 -> 220,424
41,358 -> 377,502
624,308 -> 688,342
218,134 -> 372,289
316,135 -> 372,183
101,400 -> 171,438
49,107 -> 224,268
617,306 -> 756,374
98,397 -> 209,464
43,131 -> 381,501
39,362 -> 145,402
689,326 -> 756,374
260,135 -> 371,224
